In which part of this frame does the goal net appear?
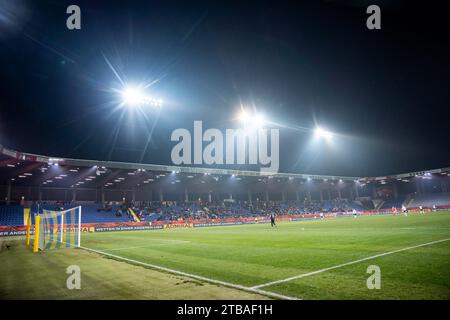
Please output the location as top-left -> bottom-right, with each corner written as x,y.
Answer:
33,206 -> 81,251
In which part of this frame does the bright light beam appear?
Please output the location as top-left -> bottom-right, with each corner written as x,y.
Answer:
314,127 -> 334,141
120,86 -> 163,108
122,87 -> 145,106
237,109 -> 266,129
238,109 -> 250,124
254,113 -> 266,128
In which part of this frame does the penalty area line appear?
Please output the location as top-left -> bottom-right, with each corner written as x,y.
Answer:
78,245 -> 299,300
251,237 -> 450,289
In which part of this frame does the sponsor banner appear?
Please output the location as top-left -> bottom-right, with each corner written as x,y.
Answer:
163,223 -> 193,229
0,229 -> 29,237
0,213 -> 337,236
0,226 -> 95,237
0,225 -> 28,237
0,146 -> 42,162
0,224 -> 158,237
193,219 -> 273,228
80,226 -> 96,233
50,226 -> 95,233
95,225 -> 163,232
193,221 -> 243,228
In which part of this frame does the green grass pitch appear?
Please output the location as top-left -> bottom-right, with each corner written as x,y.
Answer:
1,212 -> 449,299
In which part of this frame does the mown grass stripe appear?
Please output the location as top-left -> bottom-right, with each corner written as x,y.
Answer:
79,245 -> 299,300
252,237 -> 450,289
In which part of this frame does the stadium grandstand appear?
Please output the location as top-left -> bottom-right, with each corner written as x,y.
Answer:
1,144 -> 450,231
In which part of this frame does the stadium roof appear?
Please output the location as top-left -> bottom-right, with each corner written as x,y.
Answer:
1,144 -> 449,191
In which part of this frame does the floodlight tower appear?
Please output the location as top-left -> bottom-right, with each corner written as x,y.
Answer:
108,84 -> 164,162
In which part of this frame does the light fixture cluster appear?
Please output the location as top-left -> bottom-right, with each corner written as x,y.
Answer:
237,109 -> 266,129
121,87 -> 163,108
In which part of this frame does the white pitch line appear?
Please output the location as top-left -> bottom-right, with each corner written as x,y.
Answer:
79,245 -> 299,300
251,237 -> 450,289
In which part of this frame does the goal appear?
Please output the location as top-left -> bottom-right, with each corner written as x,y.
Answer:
27,206 -> 82,252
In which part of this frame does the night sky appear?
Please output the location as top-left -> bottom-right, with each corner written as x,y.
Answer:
0,0 -> 449,177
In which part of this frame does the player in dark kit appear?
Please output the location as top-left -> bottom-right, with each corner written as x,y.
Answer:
270,213 -> 276,227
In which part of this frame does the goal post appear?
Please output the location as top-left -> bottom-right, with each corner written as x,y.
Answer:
31,206 -> 82,252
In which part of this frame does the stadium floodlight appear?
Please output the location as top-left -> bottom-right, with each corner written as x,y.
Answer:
238,110 -> 250,125
120,86 -> 163,108
254,113 -> 266,128
314,127 -> 333,141
122,87 -> 145,106
237,109 -> 266,129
